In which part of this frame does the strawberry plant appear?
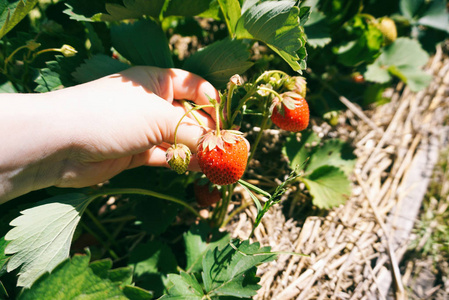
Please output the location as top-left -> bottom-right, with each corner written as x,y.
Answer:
1,0 -> 446,299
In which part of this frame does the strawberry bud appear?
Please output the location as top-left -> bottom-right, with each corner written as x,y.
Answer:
60,44 -> 77,57
166,144 -> 191,174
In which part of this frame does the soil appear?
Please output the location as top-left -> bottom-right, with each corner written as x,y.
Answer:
226,44 -> 449,299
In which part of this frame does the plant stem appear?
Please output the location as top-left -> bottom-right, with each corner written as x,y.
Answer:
85,208 -> 120,249
247,114 -> 270,164
226,83 -> 236,128
96,188 -> 204,220
181,100 -> 207,127
173,104 -> 214,145
215,185 -> 233,227
79,220 -> 119,260
221,199 -> 252,228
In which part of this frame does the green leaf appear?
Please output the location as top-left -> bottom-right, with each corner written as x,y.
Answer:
72,54 -> 129,84
0,0 -> 39,40
282,130 -> 320,170
133,197 -> 181,236
123,285 -> 154,300
184,222 -> 230,273
111,19 -> 173,68
400,0 -> 449,33
0,80 -> 17,93
417,0 -> 449,32
101,0 -> 166,21
128,240 -> 177,297
183,38 -> 253,88
202,239 -> 277,297
0,237 -> 9,277
164,0 -> 211,17
306,139 -> 356,176
333,16 -> 383,67
301,166 -> 351,209
63,1 -> 106,22
160,272 -> 204,299
18,252 -> 146,300
4,193 -> 95,287
129,241 -> 177,276
34,68 -> 63,93
218,0 -> 241,37
303,10 -> 331,48
0,236 -> 8,297
235,0 -> 307,72
399,0 -> 422,20
364,37 -> 432,92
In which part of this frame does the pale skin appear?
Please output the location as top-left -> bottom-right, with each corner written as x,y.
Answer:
0,66 -> 219,204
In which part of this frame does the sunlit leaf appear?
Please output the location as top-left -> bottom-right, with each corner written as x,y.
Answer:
202,240 -> 276,298
364,37 -> 431,92
5,194 -> 94,287
160,272 -> 204,299
302,166 -> 351,209
305,139 -> 356,176
18,252 -> 152,299
0,0 -> 39,40
218,0 -> 241,37
235,0 -> 308,72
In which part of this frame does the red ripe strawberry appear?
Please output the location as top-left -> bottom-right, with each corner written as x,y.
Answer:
197,130 -> 248,185
194,179 -> 221,207
270,92 -> 309,132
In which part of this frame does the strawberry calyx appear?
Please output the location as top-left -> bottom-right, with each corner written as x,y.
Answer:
198,130 -> 245,152
270,91 -> 304,117
166,144 -> 191,174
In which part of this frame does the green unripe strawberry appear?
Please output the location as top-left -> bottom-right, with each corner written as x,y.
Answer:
377,17 -> 397,45
166,144 -> 191,174
284,76 -> 307,98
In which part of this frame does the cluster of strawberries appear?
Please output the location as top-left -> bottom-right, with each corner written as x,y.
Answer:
165,74 -> 310,206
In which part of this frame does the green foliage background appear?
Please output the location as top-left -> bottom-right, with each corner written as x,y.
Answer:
0,0 -> 447,299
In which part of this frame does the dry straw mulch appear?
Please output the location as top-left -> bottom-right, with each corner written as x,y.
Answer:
228,46 -> 449,299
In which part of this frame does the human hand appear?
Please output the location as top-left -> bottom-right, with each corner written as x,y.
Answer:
54,66 -> 220,188
0,66 -> 219,202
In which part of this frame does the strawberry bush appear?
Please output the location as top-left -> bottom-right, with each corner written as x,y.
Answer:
1,0 -> 447,299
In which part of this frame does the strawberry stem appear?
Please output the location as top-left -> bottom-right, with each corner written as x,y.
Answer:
95,188 -> 205,220
226,83 -> 237,128
254,70 -> 288,85
247,114 -> 270,164
258,86 -> 282,100
214,100 -> 221,137
173,104 -> 214,146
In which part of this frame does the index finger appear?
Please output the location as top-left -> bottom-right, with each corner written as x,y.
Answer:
167,68 -> 220,122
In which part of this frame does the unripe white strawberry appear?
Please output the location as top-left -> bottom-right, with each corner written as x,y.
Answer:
166,144 -> 191,174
